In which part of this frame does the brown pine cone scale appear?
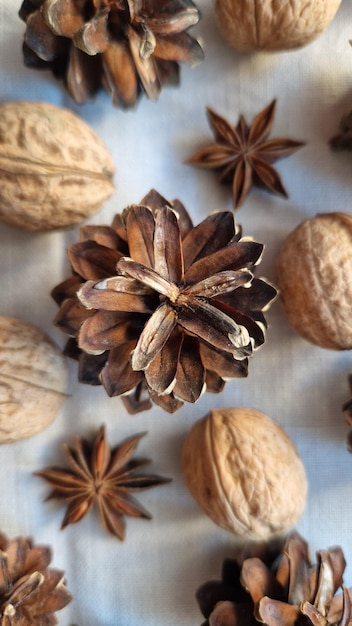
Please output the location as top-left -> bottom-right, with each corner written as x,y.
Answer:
196,532 -> 352,626
0,531 -> 72,625
19,0 -> 204,107
52,189 -> 277,413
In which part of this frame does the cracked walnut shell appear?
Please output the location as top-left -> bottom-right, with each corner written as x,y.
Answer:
214,0 -> 342,51
182,407 -> 307,540
0,316 -> 68,442
275,212 -> 352,350
0,101 -> 115,231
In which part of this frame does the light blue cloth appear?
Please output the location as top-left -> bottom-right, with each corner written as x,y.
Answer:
0,1 -> 351,624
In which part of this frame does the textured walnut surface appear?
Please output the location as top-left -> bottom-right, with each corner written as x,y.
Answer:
0,101 -> 115,231
276,213 -> 352,350
182,408 -> 307,539
0,315 -> 68,442
214,0 -> 342,50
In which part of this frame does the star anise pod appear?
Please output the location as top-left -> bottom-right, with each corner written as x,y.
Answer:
343,374 -> 352,451
187,100 -> 305,208
0,531 -> 72,625
51,189 -> 277,414
330,109 -> 352,151
19,0 -> 204,107
35,424 -> 171,540
197,531 -> 352,626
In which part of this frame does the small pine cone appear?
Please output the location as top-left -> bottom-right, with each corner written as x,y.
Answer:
19,0 -> 204,107
51,189 -> 277,414
0,531 -> 72,624
196,532 -> 352,626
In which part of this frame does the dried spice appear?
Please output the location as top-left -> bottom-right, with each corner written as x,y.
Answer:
35,424 -> 171,540
0,530 -> 72,624
187,100 -> 305,208
343,374 -> 352,451
330,108 -> 352,150
196,531 -> 352,626
51,189 -> 277,414
19,0 -> 204,107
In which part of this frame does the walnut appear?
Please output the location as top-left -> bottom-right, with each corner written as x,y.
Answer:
0,316 -> 68,442
181,407 -> 307,540
0,101 -> 115,231
275,213 -> 352,350
214,0 -> 342,51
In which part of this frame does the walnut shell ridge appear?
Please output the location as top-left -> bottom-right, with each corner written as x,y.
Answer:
214,0 -> 342,51
182,407 -> 307,540
0,316 -> 68,442
275,212 -> 352,350
0,101 -> 115,231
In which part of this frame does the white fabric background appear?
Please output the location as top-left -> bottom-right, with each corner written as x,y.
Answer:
0,1 -> 352,624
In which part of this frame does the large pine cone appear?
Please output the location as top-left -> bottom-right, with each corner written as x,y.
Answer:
51,189 -> 277,414
196,531 -> 352,626
19,0 -> 204,107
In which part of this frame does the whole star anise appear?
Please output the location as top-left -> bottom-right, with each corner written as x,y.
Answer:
35,424 -> 171,540
0,531 -> 72,625
51,189 -> 277,414
187,100 -> 305,208
19,0 -> 204,107
197,531 -> 352,626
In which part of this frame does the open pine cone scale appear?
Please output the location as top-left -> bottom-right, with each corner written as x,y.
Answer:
19,0 -> 204,106
52,189 -> 277,413
0,532 -> 72,625
197,532 -> 352,626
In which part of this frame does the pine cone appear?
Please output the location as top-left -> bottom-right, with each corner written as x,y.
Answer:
51,189 -> 277,414
19,0 -> 204,107
0,531 -> 72,625
196,532 -> 352,626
